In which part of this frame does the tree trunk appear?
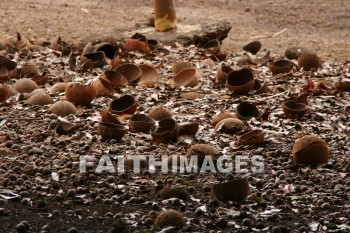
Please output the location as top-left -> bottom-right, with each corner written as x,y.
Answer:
154,0 -> 177,32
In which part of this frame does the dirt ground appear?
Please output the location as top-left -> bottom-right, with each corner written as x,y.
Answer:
1,0 -> 349,60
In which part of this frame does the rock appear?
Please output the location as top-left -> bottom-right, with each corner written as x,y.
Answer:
285,46 -> 309,60
80,21 -> 231,47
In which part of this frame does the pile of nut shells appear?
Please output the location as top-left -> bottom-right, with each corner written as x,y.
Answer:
0,33 -> 350,232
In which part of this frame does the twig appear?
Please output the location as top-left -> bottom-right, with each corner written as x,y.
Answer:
250,35 -> 269,40
251,28 -> 287,40
273,28 -> 287,38
260,91 -> 288,100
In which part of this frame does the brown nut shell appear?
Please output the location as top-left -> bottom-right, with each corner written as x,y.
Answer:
226,68 -> 255,95
173,67 -> 200,87
237,129 -> 265,146
212,177 -> 250,202
109,95 -> 138,115
282,100 -> 308,119
49,101 -> 77,117
235,102 -> 262,121
292,135 -> 329,164
129,114 -> 156,132
151,118 -> 179,142
148,106 -> 172,121
97,122 -> 127,141
155,210 -> 186,228
65,83 -> 97,105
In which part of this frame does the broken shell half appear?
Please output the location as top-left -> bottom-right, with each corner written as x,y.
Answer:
109,94 -> 138,115
203,39 -> 221,54
114,63 -> 142,84
138,64 -> 159,86
237,129 -> 265,146
292,135 -> 329,164
30,72 -> 49,85
235,102 -> 262,121
93,70 -> 128,96
83,51 -> 106,68
80,43 -> 95,64
110,55 -> 124,70
100,109 -> 123,125
97,122 -> 128,141
215,118 -> 245,134
172,61 -> 193,75
123,38 -> 150,53
65,83 -> 97,106
281,100 -> 308,119
93,42 -> 116,60
212,111 -> 236,126
129,114 -> 156,132
147,39 -> 159,48
92,77 -> 115,97
226,68 -> 255,95
211,177 -> 250,202
173,67 -> 200,87
253,79 -> 268,94
268,59 -> 295,75
151,118 -> 179,142
131,33 -> 147,42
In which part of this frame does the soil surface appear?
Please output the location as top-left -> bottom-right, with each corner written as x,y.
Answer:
1,1 -> 350,233
1,0 -> 350,61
